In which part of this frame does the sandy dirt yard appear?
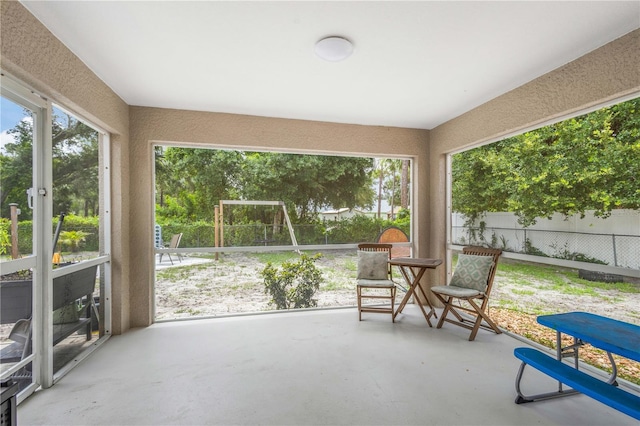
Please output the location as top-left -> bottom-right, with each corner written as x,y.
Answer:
155,251 -> 358,319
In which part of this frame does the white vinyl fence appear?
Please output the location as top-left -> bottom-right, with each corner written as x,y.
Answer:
452,210 -> 640,270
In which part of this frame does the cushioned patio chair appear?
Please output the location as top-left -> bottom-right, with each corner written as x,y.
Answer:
356,243 -> 396,322
431,246 -> 502,341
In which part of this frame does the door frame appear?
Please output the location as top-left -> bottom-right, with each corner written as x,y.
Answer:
1,73 -> 112,399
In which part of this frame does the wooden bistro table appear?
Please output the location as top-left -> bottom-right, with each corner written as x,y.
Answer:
388,257 -> 443,326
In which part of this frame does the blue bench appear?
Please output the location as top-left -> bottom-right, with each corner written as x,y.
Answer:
514,347 -> 640,420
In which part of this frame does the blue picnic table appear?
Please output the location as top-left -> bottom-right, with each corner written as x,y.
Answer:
513,311 -> 640,421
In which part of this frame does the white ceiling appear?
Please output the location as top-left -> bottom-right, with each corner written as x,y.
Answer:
21,1 -> 640,130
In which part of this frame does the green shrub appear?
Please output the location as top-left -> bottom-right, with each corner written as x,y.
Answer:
153,211 -> 411,248
58,230 -> 90,252
0,219 -> 10,255
58,215 -> 99,251
262,253 -> 323,309
10,214 -> 100,254
158,221 -> 215,248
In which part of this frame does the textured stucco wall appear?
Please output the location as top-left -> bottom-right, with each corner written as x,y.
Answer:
129,107 -> 430,326
1,1 -> 131,334
428,29 -> 640,286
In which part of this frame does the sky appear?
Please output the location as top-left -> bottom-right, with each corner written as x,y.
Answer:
1,96 -> 29,151
0,98 -> 35,152
1,96 -> 26,132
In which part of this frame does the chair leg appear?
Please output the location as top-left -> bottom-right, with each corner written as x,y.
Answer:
434,294 -> 451,328
467,299 -> 502,340
438,304 -> 457,329
357,286 -> 396,322
434,294 -> 500,340
447,303 -> 465,322
483,315 -> 502,334
468,314 -> 482,341
391,287 -> 396,323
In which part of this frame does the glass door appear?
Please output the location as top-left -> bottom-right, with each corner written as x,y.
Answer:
50,104 -> 109,377
0,79 -> 49,398
1,76 -> 112,400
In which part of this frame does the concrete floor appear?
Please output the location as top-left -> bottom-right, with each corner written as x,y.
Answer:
17,306 -> 638,425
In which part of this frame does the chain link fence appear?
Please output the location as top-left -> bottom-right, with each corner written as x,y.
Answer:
452,226 -> 639,269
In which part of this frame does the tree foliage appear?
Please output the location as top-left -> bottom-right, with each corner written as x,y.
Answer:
241,153 -> 375,222
0,117 -> 33,216
155,147 -> 243,221
452,98 -> 640,227
155,148 -> 376,224
51,112 -> 99,216
0,108 -> 99,219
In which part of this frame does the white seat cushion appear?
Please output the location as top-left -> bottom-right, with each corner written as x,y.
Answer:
357,279 -> 395,287
431,285 -> 481,298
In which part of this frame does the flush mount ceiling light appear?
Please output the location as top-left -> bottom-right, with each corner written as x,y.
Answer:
314,36 -> 354,62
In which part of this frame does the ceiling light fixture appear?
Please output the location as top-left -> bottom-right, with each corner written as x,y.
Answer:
314,36 -> 354,62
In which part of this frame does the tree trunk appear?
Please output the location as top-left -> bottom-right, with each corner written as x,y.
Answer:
401,160 -> 409,209
377,170 -> 384,219
390,172 -> 396,220
273,209 -> 282,234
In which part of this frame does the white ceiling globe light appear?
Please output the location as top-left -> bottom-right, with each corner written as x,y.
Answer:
314,36 -> 354,62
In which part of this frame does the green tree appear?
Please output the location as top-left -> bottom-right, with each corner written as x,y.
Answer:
51,111 -> 99,217
400,159 -> 410,209
0,117 -> 33,218
373,159 -> 392,219
452,98 -> 640,227
157,148 -> 243,221
381,159 -> 407,220
0,108 -> 99,219
156,146 -> 395,226
241,153 -> 375,223
154,146 -> 171,208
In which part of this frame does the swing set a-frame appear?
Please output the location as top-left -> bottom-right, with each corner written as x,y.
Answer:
216,200 -> 299,251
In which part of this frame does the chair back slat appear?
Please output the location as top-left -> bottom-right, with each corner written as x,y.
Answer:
169,233 -> 183,249
358,243 -> 393,279
461,246 -> 502,296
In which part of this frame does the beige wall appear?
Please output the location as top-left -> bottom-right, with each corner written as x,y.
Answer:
1,1 -> 132,334
129,107 -> 430,326
429,29 -> 640,286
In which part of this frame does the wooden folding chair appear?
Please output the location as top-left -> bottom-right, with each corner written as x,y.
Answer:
356,243 -> 396,322
431,246 -> 502,341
